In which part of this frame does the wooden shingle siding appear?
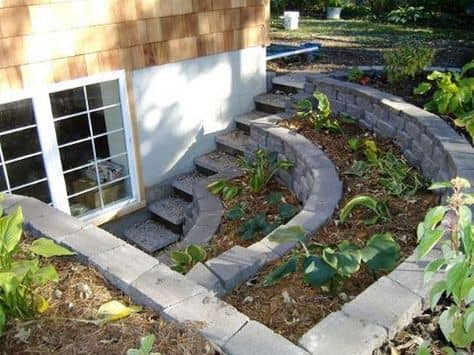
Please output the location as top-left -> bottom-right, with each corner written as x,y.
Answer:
0,0 -> 269,90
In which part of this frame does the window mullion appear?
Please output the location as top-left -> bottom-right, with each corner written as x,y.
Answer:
33,91 -> 70,214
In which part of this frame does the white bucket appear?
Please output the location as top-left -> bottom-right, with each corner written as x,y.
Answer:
283,11 -> 300,30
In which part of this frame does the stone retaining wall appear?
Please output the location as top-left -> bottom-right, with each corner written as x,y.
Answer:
187,114 -> 343,296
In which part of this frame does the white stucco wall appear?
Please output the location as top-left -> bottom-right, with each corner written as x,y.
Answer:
132,46 -> 266,187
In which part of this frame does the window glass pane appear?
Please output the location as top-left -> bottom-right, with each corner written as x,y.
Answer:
0,166 -> 7,191
14,181 -> 51,204
55,114 -> 90,146
0,98 -> 35,132
50,87 -> 86,118
90,106 -> 124,135
69,189 -> 100,217
59,140 -> 94,171
102,178 -> 131,207
96,157 -> 129,184
0,127 -> 42,161
94,131 -> 126,159
86,80 -> 120,109
64,166 -> 97,196
6,155 -> 47,188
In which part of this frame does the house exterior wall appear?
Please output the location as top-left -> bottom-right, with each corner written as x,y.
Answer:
0,0 -> 268,91
132,45 -> 266,187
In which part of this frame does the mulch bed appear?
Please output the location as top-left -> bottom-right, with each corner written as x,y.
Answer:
1,234 -> 216,355
205,177 -> 301,261
223,118 -> 438,343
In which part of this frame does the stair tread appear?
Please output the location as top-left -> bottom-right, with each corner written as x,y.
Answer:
254,93 -> 292,110
195,151 -> 242,174
216,130 -> 249,153
272,73 -> 307,90
234,110 -> 268,127
149,197 -> 190,226
124,220 -> 179,253
172,171 -> 208,196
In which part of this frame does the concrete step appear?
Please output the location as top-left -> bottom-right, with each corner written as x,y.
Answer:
123,219 -> 180,254
216,130 -> 249,155
194,151 -> 242,175
148,196 -> 190,227
234,110 -> 268,131
272,72 -> 307,92
172,171 -> 208,197
254,93 -> 292,114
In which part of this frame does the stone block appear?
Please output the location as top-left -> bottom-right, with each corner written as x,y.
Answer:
28,210 -> 88,241
163,292 -> 249,347
129,263 -> 208,312
374,119 -> 396,138
257,232 -> 298,258
197,195 -> 222,214
372,103 -> 389,121
61,225 -> 126,262
342,276 -> 423,337
186,262 -> 225,296
420,133 -> 434,157
224,320 -> 309,355
337,91 -> 356,105
345,103 -> 364,120
421,156 -> 438,180
285,210 -> 329,235
298,311 -> 387,355
90,244 -> 159,292
205,246 -> 264,292
402,149 -> 421,167
4,196 -> 52,222
410,141 -> 425,160
388,112 -> 405,130
364,111 -> 378,128
331,99 -> 347,115
394,130 -> 412,150
404,119 -> 422,140
181,225 -> 217,246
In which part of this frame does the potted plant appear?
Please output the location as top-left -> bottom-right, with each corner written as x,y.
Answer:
326,0 -> 344,19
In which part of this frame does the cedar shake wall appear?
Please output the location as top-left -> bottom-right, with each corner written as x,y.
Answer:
0,0 -> 269,91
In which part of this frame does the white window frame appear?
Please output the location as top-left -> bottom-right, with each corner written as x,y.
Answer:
0,70 -> 140,221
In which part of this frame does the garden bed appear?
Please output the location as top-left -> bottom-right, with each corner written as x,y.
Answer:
1,234 -> 215,355
224,118 -> 438,343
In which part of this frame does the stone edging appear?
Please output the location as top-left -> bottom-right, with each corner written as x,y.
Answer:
186,114 -> 343,296
295,73 -> 474,354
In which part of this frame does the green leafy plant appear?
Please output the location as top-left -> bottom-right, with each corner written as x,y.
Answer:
239,149 -> 293,193
327,0 -> 344,7
207,179 -> 241,201
417,177 -> 474,349
170,245 -> 206,274
347,67 -> 364,83
297,91 -> 342,133
0,206 -> 75,334
384,38 -> 434,83
415,61 -> 474,140
239,214 -> 277,241
127,334 -> 160,355
347,137 -> 378,162
387,6 -> 429,24
264,226 -> 400,293
340,195 -> 390,225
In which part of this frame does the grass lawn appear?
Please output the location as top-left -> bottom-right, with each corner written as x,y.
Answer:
271,18 -> 474,47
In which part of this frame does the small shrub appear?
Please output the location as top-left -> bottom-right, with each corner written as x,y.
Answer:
384,38 -> 434,83
127,334 -> 159,355
296,91 -> 342,133
387,6 -> 429,24
170,245 -> 206,274
264,226 -> 400,293
207,179 -> 241,201
347,67 -> 364,83
340,195 -> 391,225
239,149 -> 293,193
417,178 -> 474,349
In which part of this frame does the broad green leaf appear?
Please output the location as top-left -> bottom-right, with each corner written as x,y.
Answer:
361,233 -> 400,272
424,258 -> 445,283
268,225 -> 306,244
415,345 -> 430,355
322,248 -> 338,269
170,251 -> 192,266
264,256 -> 299,286
0,207 -> 23,254
29,238 -> 75,257
441,347 -> 455,355
428,181 -> 452,190
170,264 -> 186,274
11,259 -> 39,280
226,205 -> 245,220
334,251 -> 361,277
449,313 -> 474,348
140,334 -> 156,353
32,264 -> 59,285
266,193 -> 284,206
340,195 -> 379,223
461,223 -> 473,256
222,186 -> 240,201
423,206 -> 448,230
96,300 -> 141,325
446,262 -> 468,301
416,223 -> 425,242
303,255 -> 336,288
0,271 -> 18,296
416,228 -> 444,259
185,245 -> 206,263
345,160 -> 370,177
439,306 -> 457,341
347,138 -> 361,151
430,281 -> 447,308
207,180 -> 226,194
278,204 -> 299,220
414,82 -> 432,95
460,276 -> 474,304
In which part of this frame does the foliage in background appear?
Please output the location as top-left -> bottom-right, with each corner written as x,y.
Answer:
417,178 -> 474,349
127,334 -> 160,355
347,66 -> 364,83
384,38 -> 434,83
387,6 -> 429,24
297,91 -> 342,133
239,149 -> 294,193
340,195 -> 391,225
170,245 -> 207,274
415,61 -> 474,141
0,203 -> 75,334
207,179 -> 241,201
264,226 -> 400,293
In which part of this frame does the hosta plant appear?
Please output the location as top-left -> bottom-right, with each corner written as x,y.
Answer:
127,334 -> 160,355
384,38 -> 434,83
264,226 -> 400,293
340,195 -> 391,225
296,91 -> 342,133
239,149 -> 293,193
417,178 -> 474,349
207,179 -> 241,201
0,206 -> 75,334
170,244 -> 206,274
